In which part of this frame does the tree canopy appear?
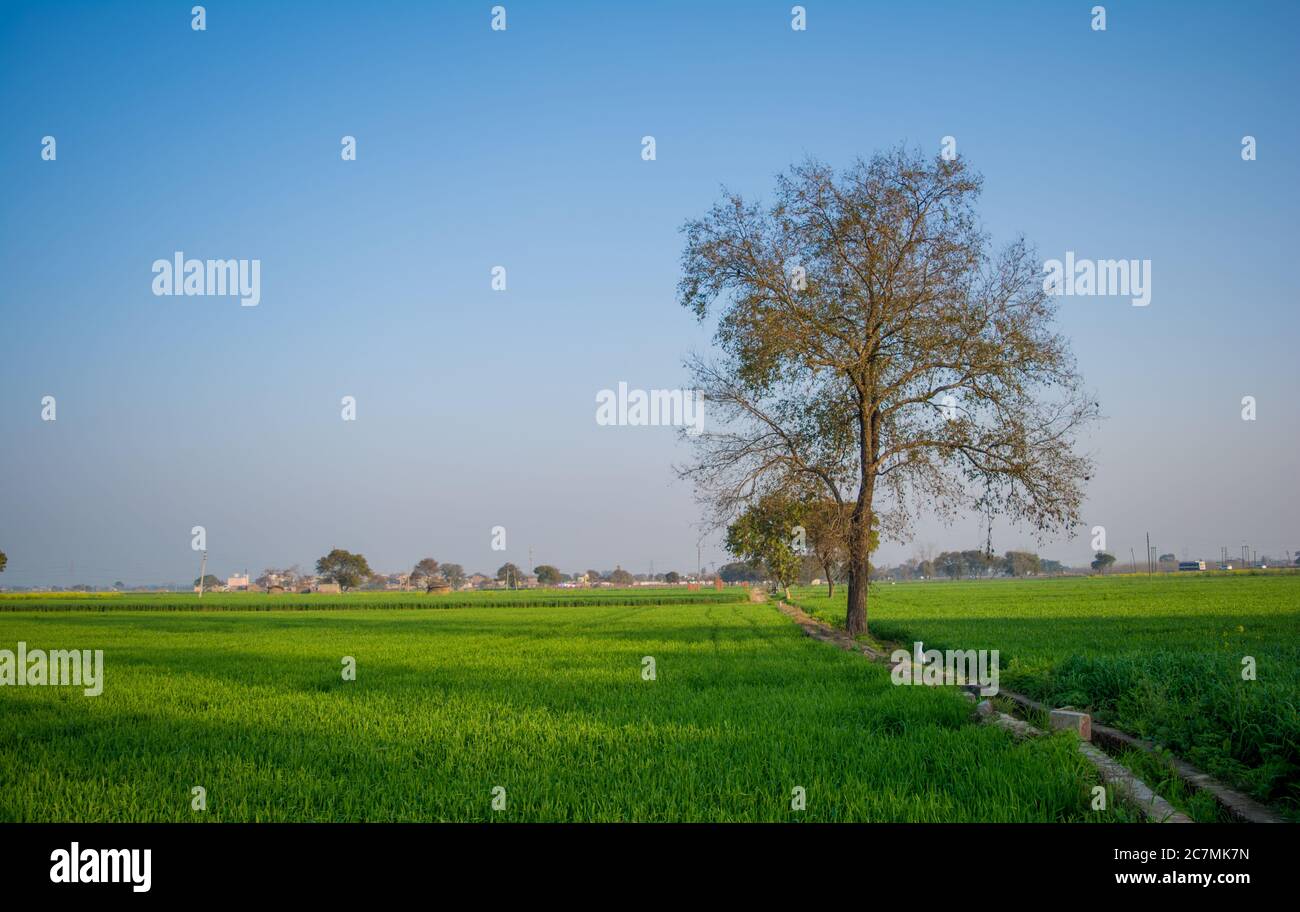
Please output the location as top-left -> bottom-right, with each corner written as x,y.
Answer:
678,147 -> 1097,633
316,549 -> 373,590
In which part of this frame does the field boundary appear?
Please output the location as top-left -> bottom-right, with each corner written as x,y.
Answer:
771,599 -> 1255,824
779,596 -> 1287,824
953,665 -> 1285,824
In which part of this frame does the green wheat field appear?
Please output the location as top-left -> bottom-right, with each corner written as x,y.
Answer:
1,576 -> 1295,822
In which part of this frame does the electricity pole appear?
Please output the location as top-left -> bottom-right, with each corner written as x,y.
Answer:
197,550 -> 207,598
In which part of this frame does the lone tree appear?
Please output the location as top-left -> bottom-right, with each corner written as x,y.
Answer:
534,565 -> 563,586
0,550 -> 6,574
441,563 -> 466,590
411,557 -> 442,591
1091,551 -> 1116,574
678,147 -> 1097,635
496,562 -> 523,588
316,549 -> 372,591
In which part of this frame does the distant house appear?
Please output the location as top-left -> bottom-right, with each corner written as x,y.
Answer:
226,573 -> 250,591
315,582 -> 342,594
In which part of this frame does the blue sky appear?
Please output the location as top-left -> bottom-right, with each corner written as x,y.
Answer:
1,0 -> 1297,585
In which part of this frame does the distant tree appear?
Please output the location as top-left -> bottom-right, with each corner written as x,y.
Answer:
726,494 -> 805,598
1040,559 -> 1064,574
1158,553 -> 1176,563
718,561 -> 764,583
194,574 -> 222,591
1090,551 -> 1116,574
534,565 -> 562,585
113,580 -> 125,590
411,558 -> 442,592
316,549 -> 373,591
496,563 -> 523,588
664,570 -> 681,584
255,566 -> 300,589
960,549 -> 992,578
802,499 -> 865,597
1003,550 -> 1042,577
0,550 -> 6,574
934,551 -> 963,579
608,567 -> 635,586
441,563 -> 466,589
584,569 -> 604,584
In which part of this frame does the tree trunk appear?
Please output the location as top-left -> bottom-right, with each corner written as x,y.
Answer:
846,559 -> 868,635
818,554 -> 835,598
846,505 -> 870,636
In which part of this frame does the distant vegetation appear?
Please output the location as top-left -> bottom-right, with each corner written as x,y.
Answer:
0,588 -> 746,612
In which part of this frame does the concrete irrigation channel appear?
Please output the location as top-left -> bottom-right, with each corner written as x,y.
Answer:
774,598 -> 1284,824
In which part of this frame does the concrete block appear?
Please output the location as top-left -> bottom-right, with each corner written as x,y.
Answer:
1050,709 -> 1091,741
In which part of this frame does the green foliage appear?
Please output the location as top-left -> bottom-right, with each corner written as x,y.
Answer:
440,564 -> 466,589
1091,551 -> 1116,573
717,561 -> 763,583
725,495 -> 804,591
0,551 -> 6,574
410,558 -> 444,592
315,549 -> 372,591
534,565 -> 562,585
496,563 -> 523,588
1003,551 -> 1042,577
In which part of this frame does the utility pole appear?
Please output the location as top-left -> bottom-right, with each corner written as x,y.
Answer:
1146,532 -> 1151,576
1130,547 -> 1138,575
697,544 -> 702,580
197,550 -> 207,598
